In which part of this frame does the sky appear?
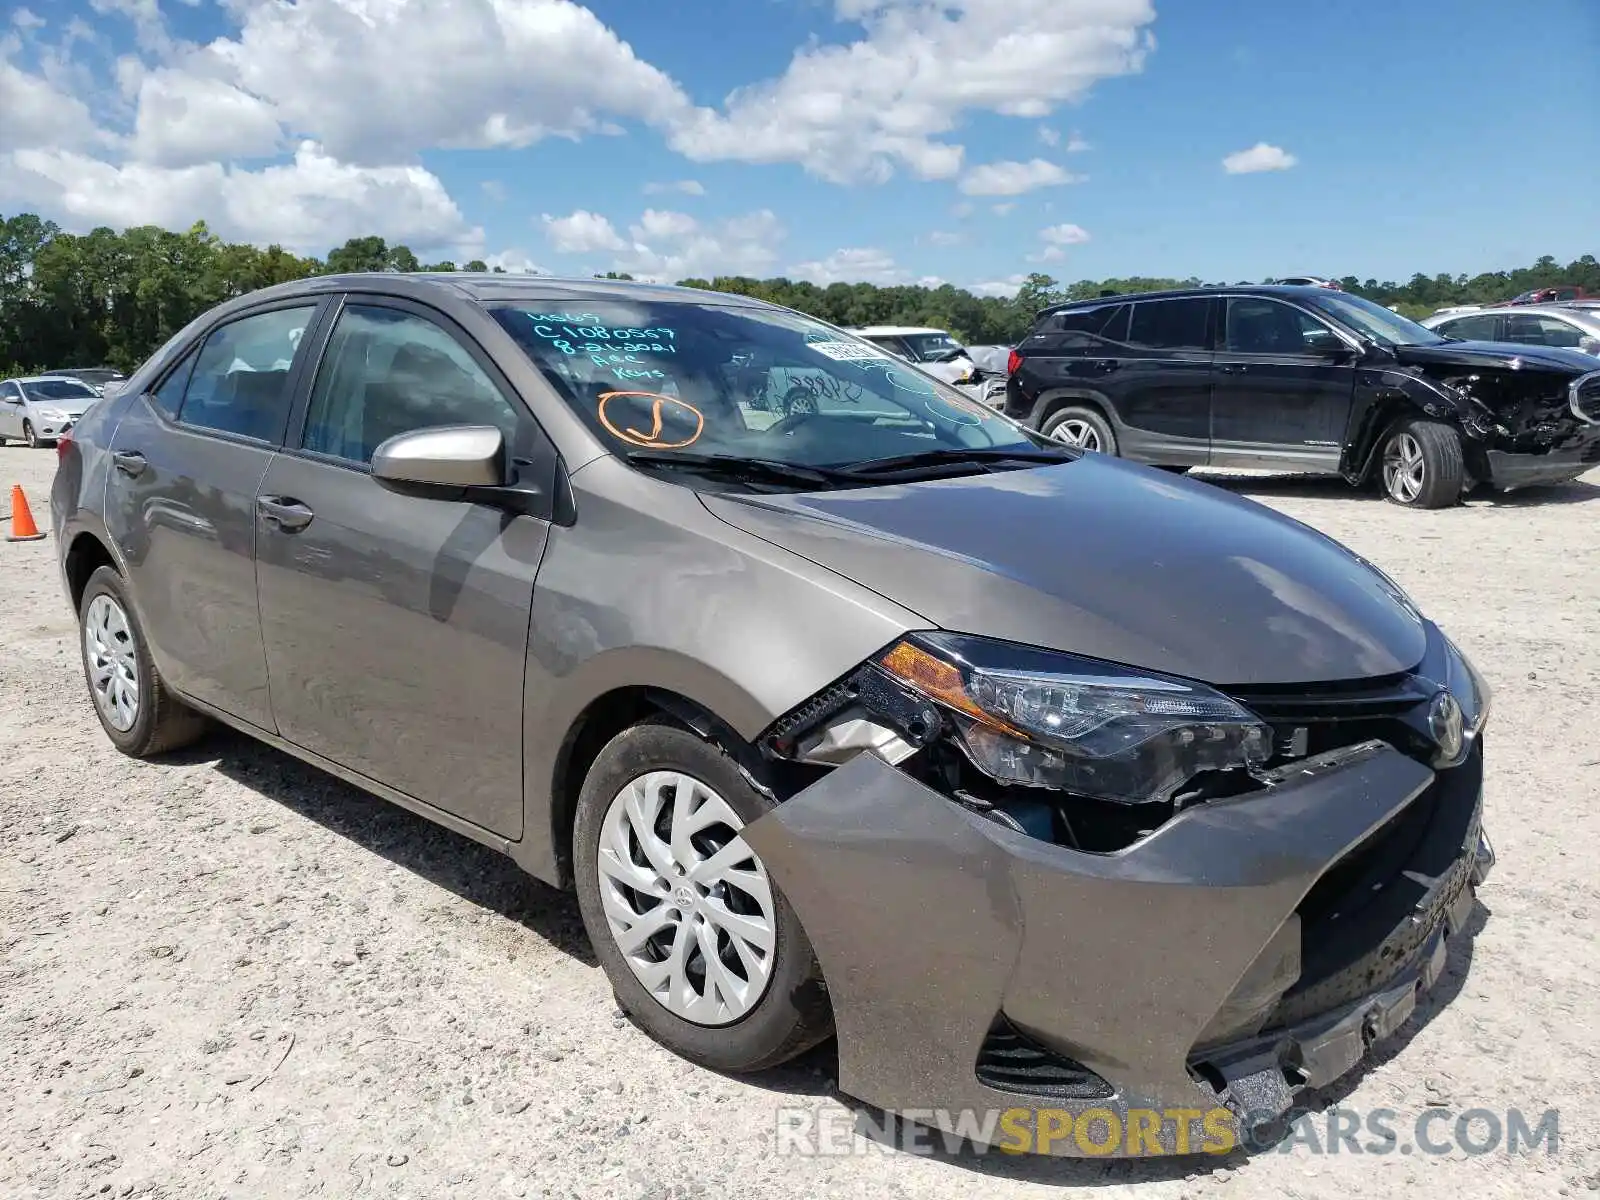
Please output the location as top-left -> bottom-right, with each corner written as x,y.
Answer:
1,0 -> 1596,297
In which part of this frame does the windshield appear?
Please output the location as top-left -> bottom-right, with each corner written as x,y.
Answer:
900,332 -> 967,362
1307,293 -> 1445,346
492,301 -> 1039,473
24,379 -> 99,402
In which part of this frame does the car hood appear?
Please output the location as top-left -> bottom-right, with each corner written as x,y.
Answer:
700,455 -> 1428,686
29,397 -> 97,415
1395,340 -> 1598,375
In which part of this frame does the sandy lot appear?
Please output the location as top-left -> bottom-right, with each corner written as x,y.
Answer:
2,441 -> 1598,1200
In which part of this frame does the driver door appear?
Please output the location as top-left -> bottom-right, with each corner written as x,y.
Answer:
254,298 -> 554,838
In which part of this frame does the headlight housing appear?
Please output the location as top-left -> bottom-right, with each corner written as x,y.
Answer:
877,633 -> 1272,805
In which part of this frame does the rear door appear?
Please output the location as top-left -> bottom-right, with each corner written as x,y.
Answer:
1105,296 -> 1214,464
103,301 -> 322,729
254,297 -> 553,838
1209,296 -> 1356,471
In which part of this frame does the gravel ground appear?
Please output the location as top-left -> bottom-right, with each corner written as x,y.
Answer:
3,441 -> 1599,1200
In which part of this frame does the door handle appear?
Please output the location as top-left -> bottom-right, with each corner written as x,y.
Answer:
111,450 -> 147,477
257,495 -> 314,532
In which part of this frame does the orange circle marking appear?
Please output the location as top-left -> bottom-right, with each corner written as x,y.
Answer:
597,390 -> 705,450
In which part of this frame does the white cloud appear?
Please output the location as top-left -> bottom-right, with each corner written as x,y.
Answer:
11,9 -> 46,31
788,247 -> 930,287
924,230 -> 962,247
959,157 -> 1083,196
541,206 -> 784,281
1041,222 -> 1091,246
992,202 -> 1016,216
482,180 -> 508,202
204,0 -> 693,164
1031,222 -> 1090,263
481,248 -> 546,273
668,0 -> 1155,184
129,67 -> 282,166
1038,126 -> 1059,147
0,37 -> 100,152
541,209 -> 626,254
970,274 -> 1027,298
5,140 -> 479,255
1222,142 -> 1297,174
643,179 -> 705,196
630,208 -> 698,242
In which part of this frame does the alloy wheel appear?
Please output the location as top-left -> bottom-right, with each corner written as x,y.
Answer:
23,420 -> 38,448
1383,432 -> 1426,503
84,593 -> 140,732
596,770 -> 777,1026
1049,418 -> 1102,451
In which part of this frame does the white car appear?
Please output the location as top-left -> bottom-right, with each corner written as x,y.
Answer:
1421,305 -> 1600,358
847,325 -> 1005,406
0,375 -> 103,447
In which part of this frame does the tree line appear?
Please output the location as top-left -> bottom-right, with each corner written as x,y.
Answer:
2,212 -> 1595,375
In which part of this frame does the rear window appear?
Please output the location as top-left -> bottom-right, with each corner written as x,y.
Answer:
1126,298 -> 1211,351
1026,303 -> 1128,353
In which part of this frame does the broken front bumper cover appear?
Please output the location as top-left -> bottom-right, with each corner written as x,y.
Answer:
1484,445 -> 1600,490
743,740 -> 1489,1157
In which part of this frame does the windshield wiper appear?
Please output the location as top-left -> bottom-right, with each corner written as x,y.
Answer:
624,451 -> 866,489
839,445 -> 1075,476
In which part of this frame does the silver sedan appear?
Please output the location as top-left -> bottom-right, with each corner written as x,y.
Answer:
0,376 -> 104,447
1422,304 -> 1600,358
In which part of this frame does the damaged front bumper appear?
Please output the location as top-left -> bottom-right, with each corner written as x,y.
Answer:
1484,443 -> 1600,489
743,739 -> 1490,1157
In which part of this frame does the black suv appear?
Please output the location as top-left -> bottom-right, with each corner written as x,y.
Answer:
1004,286 -> 1600,507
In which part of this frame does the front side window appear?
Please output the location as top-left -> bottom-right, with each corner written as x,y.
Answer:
491,301 -> 1038,472
1126,298 -> 1211,352
1224,298 -> 1338,354
1436,313 -> 1499,341
179,306 -> 316,441
301,305 -> 521,465
1503,314 -> 1584,349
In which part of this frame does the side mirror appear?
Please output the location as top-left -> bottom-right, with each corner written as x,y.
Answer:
371,425 -> 507,489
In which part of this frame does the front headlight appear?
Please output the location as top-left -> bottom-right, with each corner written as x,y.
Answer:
877,633 -> 1272,804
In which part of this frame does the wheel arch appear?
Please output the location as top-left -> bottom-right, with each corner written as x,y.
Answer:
64,530 -> 120,612
532,667 -> 773,891
1029,389 -> 1116,433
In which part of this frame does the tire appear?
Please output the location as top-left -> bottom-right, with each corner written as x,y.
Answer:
78,565 -> 209,757
573,720 -> 832,1073
23,420 -> 40,448
1380,418 -> 1465,509
1040,404 -> 1117,455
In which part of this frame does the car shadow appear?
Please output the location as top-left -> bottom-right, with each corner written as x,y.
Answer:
1193,470 -> 1600,508
160,727 -> 597,966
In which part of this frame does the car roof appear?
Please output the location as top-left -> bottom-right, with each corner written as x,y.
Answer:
238,271 -> 780,310
1039,283 -> 1337,316
851,325 -> 950,336
12,374 -> 103,385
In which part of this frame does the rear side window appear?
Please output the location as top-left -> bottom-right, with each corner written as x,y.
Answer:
150,348 -> 199,420
300,304 -> 521,465
1027,303 -> 1127,353
1126,298 -> 1211,351
1504,314 -> 1584,348
178,306 -> 315,441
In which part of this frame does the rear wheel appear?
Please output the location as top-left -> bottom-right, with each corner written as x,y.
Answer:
1040,405 -> 1117,455
1380,418 -> 1465,508
573,721 -> 832,1072
78,566 -> 209,756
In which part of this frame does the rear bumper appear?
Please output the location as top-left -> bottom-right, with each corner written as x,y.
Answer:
1484,443 -> 1600,489
744,741 -> 1488,1157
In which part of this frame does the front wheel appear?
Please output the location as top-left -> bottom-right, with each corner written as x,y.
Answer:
1040,405 -> 1117,455
573,721 -> 832,1072
23,420 -> 40,448
1380,418 -> 1465,508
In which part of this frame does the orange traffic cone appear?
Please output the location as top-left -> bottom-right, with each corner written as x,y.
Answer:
6,484 -> 46,542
